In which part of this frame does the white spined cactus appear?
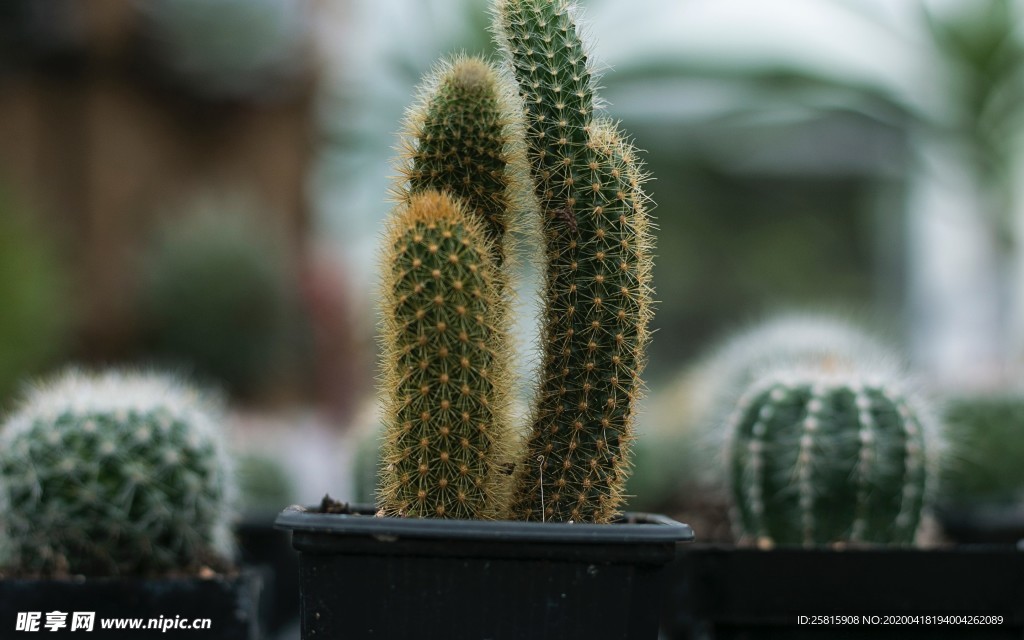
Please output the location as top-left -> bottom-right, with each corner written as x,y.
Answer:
0,369 -> 236,576
725,365 -> 941,547
690,312 -> 900,435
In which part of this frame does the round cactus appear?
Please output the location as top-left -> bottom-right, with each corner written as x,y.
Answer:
691,313 -> 899,432
726,368 -> 938,546
0,370 -> 236,576
377,190 -> 515,519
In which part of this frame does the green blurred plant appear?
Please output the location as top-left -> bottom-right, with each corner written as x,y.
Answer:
0,369 -> 236,576
0,199 -> 70,409
138,205 -> 298,401
922,0 -> 1024,250
236,452 -> 297,514
941,394 -> 1024,505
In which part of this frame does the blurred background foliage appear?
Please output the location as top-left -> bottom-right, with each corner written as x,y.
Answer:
2,0 -> 1024,515
137,201 -> 301,401
0,195 -> 70,411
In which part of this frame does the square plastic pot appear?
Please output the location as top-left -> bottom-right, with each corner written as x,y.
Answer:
276,504 -> 693,640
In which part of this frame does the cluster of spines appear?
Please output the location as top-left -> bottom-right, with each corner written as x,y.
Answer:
727,372 -> 932,546
496,0 -> 653,523
377,191 -> 514,519
0,369 -> 235,576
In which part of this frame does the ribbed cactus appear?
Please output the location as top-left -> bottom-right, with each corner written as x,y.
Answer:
397,55 -> 528,267
496,0 -> 654,522
727,369 -> 936,546
377,190 -> 514,519
0,370 -> 235,576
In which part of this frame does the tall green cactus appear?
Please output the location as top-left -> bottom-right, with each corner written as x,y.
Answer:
377,52 -> 524,520
377,190 -> 514,519
0,369 -> 235,576
727,369 -> 936,546
496,0 -> 654,523
397,55 -> 528,267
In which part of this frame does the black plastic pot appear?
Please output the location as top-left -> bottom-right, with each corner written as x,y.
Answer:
236,510 -> 300,633
936,503 -> 1024,545
0,571 -> 262,639
664,544 -> 1024,639
276,504 -> 693,640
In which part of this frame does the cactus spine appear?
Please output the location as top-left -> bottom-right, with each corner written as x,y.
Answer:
378,190 -> 514,519
0,369 -> 235,576
727,370 -> 934,546
496,0 -> 654,523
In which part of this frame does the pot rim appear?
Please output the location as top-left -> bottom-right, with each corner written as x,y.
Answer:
275,504 -> 693,544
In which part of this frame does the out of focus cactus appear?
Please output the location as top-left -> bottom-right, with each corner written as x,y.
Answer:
727,367 -> 937,546
690,313 -> 897,434
0,369 -> 235,576
0,204 -> 70,409
941,394 -> 1024,505
496,0 -> 654,523
236,452 -> 297,514
377,191 -> 515,519
139,206 -> 298,400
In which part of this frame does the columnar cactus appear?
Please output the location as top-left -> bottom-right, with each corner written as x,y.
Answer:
727,369 -> 936,546
496,0 -> 654,522
377,190 -> 515,519
0,370 -> 235,576
397,55 -> 528,267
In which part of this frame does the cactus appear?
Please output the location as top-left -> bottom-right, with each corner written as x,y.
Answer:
236,453 -> 297,514
941,394 -> 1024,505
377,190 -> 515,519
496,0 -> 654,522
396,54 -> 528,267
726,368 -> 937,546
686,313 -> 899,489
692,313 -> 897,427
0,369 -> 235,576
